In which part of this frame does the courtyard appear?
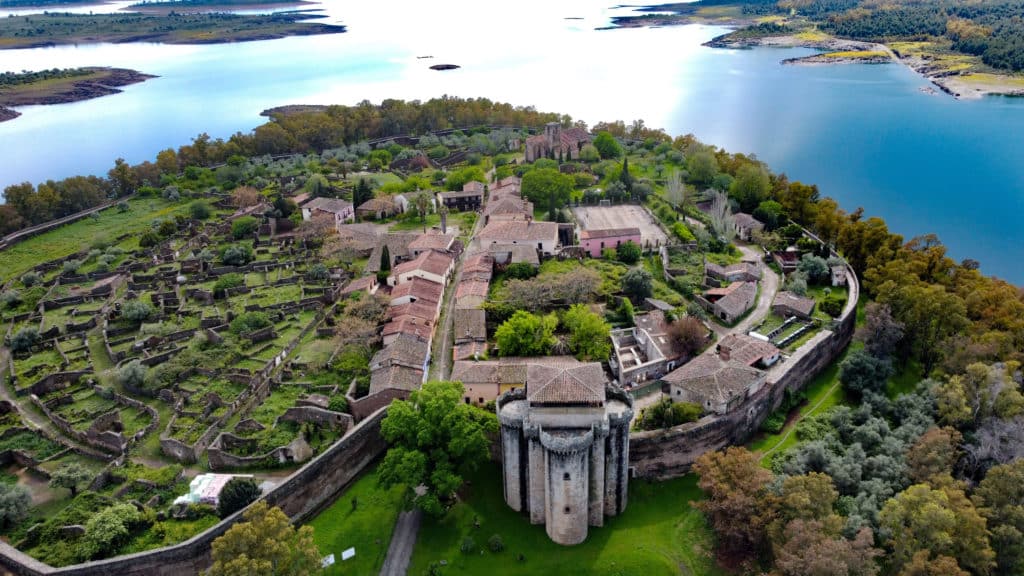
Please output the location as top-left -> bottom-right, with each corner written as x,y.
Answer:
572,205 -> 668,248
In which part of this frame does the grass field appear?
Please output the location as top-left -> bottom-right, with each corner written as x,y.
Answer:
0,198 -> 186,284
408,462 -> 724,576
308,468 -> 406,576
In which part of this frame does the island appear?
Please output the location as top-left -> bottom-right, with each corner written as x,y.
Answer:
0,11 -> 346,50
0,97 -> 1021,576
0,67 -> 156,123
609,0 -> 1024,99
128,0 -> 315,14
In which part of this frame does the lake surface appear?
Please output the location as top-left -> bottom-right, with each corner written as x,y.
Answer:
1,0 -> 1022,282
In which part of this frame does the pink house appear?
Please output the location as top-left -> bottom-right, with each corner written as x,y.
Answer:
579,227 -> 642,258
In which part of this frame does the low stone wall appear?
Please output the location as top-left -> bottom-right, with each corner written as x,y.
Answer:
629,263 -> 859,479
0,409 -> 389,576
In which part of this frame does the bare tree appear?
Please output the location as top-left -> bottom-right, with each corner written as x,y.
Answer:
232,186 -> 261,208
709,190 -> 736,243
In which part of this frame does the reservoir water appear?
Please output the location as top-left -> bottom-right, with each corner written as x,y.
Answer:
1,0 -> 1022,282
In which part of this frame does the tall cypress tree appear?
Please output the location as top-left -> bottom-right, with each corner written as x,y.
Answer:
620,157 -> 633,193
380,245 -> 391,272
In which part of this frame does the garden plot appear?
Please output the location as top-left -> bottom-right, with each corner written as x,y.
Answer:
572,204 -> 668,247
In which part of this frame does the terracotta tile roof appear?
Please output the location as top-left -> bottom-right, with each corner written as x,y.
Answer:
387,300 -> 437,323
370,333 -> 430,371
439,190 -> 483,199
389,276 -> 444,305
498,176 -> 521,188
392,250 -> 453,279
479,221 -> 559,243
452,308 -> 486,343
717,333 -> 779,367
336,223 -> 382,252
484,196 -> 531,217
662,352 -> 763,404
714,281 -> 758,318
454,341 -> 488,361
369,364 -> 424,395
772,291 -> 816,317
382,315 -> 435,342
463,181 -> 485,193
455,280 -> 489,302
303,197 -> 352,215
527,361 -> 606,405
461,253 -> 494,279
408,231 -> 456,252
340,276 -> 376,295
580,228 -> 641,240
357,196 -> 397,212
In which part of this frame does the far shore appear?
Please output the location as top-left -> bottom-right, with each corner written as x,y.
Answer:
0,67 -> 155,123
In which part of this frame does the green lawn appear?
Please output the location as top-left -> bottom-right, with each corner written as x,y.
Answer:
309,468 -> 406,576
0,198 -> 185,283
408,462 -> 724,576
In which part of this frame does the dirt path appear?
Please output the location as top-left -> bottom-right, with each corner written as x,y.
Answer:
379,509 -> 422,576
709,243 -> 780,337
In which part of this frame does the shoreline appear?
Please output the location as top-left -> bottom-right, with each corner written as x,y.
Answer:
0,67 -> 155,123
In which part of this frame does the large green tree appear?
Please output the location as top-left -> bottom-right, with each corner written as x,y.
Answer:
49,462 -> 92,497
592,131 -> 622,159
694,447 -> 774,560
521,168 -> 573,217
562,304 -> 611,361
729,163 -> 770,212
378,381 -> 497,516
208,501 -> 321,576
495,310 -> 558,357
975,459 -> 1024,575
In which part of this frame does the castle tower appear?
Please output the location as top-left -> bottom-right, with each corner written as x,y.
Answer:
497,361 -> 634,546
544,122 -> 562,151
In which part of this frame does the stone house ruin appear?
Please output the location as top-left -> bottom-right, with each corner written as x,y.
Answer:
524,122 -> 592,162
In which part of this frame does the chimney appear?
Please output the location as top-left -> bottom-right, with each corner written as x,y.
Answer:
441,211 -> 447,235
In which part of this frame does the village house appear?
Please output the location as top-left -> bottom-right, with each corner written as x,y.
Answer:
524,122 -> 591,162
704,281 -> 758,324
393,192 -> 435,215
369,333 -> 430,395
772,249 -> 801,273
772,290 -> 817,320
408,230 -> 457,257
455,279 -> 490,309
438,189 -> 483,212
381,315 -> 435,346
662,334 -> 779,414
365,232 -> 420,274
335,223 -> 382,256
488,244 -> 540,266
610,309 -> 688,387
452,307 -> 487,362
733,213 -> 765,241
483,196 -> 533,225
704,261 -> 761,284
579,228 -> 642,258
339,275 -> 378,297
478,220 -> 560,257
460,252 -> 494,282
356,196 -> 399,220
386,249 -> 455,288
386,300 -> 438,325
300,197 -> 354,228
388,276 -> 444,315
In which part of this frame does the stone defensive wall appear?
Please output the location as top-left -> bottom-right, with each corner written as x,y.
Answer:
0,407 -> 389,576
629,262 -> 860,479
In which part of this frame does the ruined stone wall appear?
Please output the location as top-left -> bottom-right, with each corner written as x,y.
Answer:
0,409 -> 388,576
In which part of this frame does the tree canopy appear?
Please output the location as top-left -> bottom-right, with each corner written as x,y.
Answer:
208,501 -> 321,576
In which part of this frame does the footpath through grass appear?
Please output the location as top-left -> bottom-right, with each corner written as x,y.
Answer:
0,198 -> 185,283
308,467 -> 406,576
408,462 -> 724,576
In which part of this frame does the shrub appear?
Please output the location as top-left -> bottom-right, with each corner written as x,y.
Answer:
616,240 -> 642,264
505,263 -> 537,280
327,396 -> 349,413
672,222 -> 696,243
157,219 -> 177,237
0,483 -> 31,529
637,398 -> 702,430
230,311 -> 272,335
231,216 -> 260,239
20,272 -> 40,287
488,534 -> 505,553
306,263 -> 329,282
0,290 -> 20,309
82,503 -> 142,559
117,200 -> 130,212
189,201 -> 211,220
621,268 -> 653,301
760,412 -> 786,434
217,477 -> 262,518
602,248 -> 617,261
116,360 -> 148,389
821,296 -> 845,317
9,328 -> 39,353
221,244 -> 253,266
460,536 -> 477,554
213,273 -> 244,297
62,259 -> 81,275
138,231 -> 160,248
122,300 -> 154,323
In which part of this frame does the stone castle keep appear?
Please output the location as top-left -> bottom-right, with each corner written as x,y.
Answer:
496,361 -> 634,545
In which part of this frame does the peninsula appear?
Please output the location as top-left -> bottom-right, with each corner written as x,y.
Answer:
0,11 -> 346,50
611,1 -> 1024,99
0,67 -> 156,123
